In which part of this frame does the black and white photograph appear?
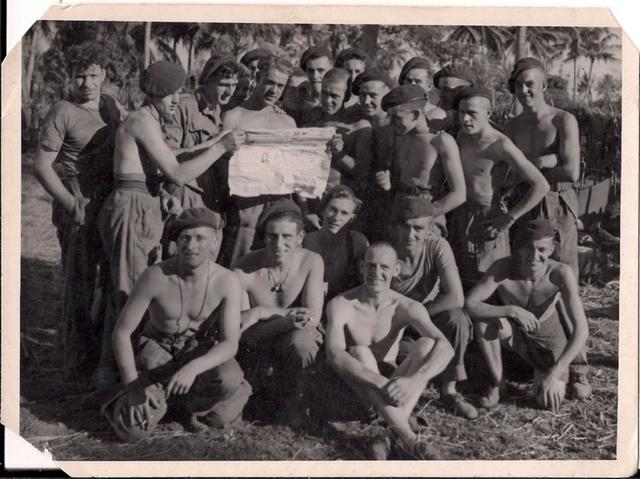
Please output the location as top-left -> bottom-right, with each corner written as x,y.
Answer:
6,3 -> 636,472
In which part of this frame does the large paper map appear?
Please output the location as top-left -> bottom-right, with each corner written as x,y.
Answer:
228,128 -> 335,198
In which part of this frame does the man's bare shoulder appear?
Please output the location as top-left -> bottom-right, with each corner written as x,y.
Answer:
300,247 -> 323,266
232,249 -> 264,274
432,130 -> 457,150
551,107 -> 578,128
210,262 -> 242,290
121,108 -> 156,135
328,286 -> 364,309
547,258 -> 577,288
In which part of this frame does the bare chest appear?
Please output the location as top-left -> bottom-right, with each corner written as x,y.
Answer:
499,278 -> 559,316
247,267 -> 308,308
511,119 -> 559,158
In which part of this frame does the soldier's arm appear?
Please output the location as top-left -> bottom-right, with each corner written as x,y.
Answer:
33,148 -> 76,212
543,112 -> 581,184
427,238 -> 465,316
301,251 -> 325,326
464,260 -> 512,320
431,132 -> 466,216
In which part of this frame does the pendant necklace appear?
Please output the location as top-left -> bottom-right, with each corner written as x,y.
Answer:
176,261 -> 211,334
267,261 -> 292,293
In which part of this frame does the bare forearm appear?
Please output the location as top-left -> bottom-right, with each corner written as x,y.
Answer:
411,338 -> 454,381
33,162 -> 75,209
328,351 -> 387,390
426,293 -> 462,317
112,331 -> 139,386
542,164 -> 579,184
241,309 -> 291,343
432,189 -> 465,216
169,143 -> 226,186
508,181 -> 549,221
184,340 -> 238,377
465,301 -> 513,321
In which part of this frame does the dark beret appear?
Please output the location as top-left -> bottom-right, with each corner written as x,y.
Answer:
399,57 -> 432,85
352,68 -> 393,95
433,64 -> 475,89
511,219 -> 558,251
257,198 -> 302,230
392,195 -> 435,221
300,46 -> 333,70
454,84 -> 493,108
140,61 -> 186,98
508,57 -> 545,93
199,53 -> 237,85
240,48 -> 273,66
168,207 -> 224,241
381,84 -> 427,112
336,47 -> 368,67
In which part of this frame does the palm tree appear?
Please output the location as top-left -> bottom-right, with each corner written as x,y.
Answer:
595,73 -> 621,105
580,28 -> 620,104
563,27 -> 583,102
23,21 -> 55,108
447,26 -> 514,57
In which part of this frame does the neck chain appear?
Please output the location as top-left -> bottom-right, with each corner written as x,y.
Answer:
267,261 -> 292,293
176,261 -> 211,334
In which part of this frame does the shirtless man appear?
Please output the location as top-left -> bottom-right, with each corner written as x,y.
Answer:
432,64 -> 475,134
450,85 -> 549,288
326,242 -> 454,459
377,84 -> 467,239
390,196 -> 477,419
398,57 -> 448,129
33,42 -> 126,382
465,219 -> 589,411
102,208 -> 251,441
221,56 -> 297,266
335,47 -> 368,110
234,199 -> 324,425
299,46 -> 334,125
304,185 -> 369,301
96,61 -> 243,387
503,57 -> 590,398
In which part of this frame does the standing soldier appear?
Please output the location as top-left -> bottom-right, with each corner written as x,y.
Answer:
398,57 -> 447,128
299,46 -> 334,125
335,47 -> 368,111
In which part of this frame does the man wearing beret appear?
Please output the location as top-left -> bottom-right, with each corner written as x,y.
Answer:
398,56 -> 448,129
376,84 -> 466,240
96,61 -> 244,387
233,199 -> 324,426
503,57 -> 590,399
33,42 -> 127,385
335,47 -> 368,110
102,207 -> 251,441
221,56 -> 298,266
240,48 -> 274,97
299,46 -> 334,125
433,64 -> 475,134
390,196 -> 477,419
465,219 -> 589,412
325,242 -> 453,459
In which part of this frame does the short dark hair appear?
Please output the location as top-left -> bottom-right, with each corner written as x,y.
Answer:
321,185 -> 362,213
209,62 -> 241,83
257,56 -> 294,79
366,241 -> 397,260
264,210 -> 304,233
65,41 -> 107,73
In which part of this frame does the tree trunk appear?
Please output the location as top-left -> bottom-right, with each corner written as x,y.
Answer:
515,26 -> 527,61
362,25 -> 379,63
144,22 -> 151,68
586,58 -> 595,106
23,25 -> 40,113
188,38 -> 194,77
572,57 -> 577,102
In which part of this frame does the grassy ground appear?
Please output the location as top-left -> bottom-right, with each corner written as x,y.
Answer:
19,154 -> 619,461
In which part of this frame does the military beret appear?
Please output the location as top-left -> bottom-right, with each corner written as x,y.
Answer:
399,56 -> 432,85
433,64 -> 475,89
240,48 -> 273,66
140,61 -> 186,98
199,53 -> 237,85
300,46 -> 333,70
335,47 -> 368,67
392,195 -> 435,221
381,84 -> 428,112
508,57 -> 545,93
511,219 -> 558,251
454,84 -> 493,108
257,198 -> 302,230
168,207 -> 225,241
352,68 -> 393,95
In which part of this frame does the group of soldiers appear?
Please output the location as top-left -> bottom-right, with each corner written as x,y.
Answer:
33,40 -> 591,459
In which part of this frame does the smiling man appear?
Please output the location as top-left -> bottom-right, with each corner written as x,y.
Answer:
325,242 -> 453,459
96,61 -> 244,388
299,46 -> 334,125
465,219 -> 588,412
233,199 -> 324,426
102,208 -> 251,441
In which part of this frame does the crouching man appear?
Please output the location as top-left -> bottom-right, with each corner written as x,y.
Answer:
325,242 -> 454,460
101,208 -> 251,441
465,219 -> 589,412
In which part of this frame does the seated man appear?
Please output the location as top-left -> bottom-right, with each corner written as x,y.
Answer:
304,185 -> 368,301
390,196 -> 477,419
326,242 -> 454,460
102,208 -> 252,441
465,219 -> 589,411
233,199 -> 324,425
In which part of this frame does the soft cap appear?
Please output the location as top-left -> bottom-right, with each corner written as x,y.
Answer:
433,64 -> 475,89
381,84 -> 427,112
199,53 -> 237,85
168,207 -> 224,241
257,198 -> 302,230
352,68 -> 393,95
300,46 -> 333,70
508,57 -> 545,93
399,56 -> 432,85
140,61 -> 186,98
392,195 -> 436,221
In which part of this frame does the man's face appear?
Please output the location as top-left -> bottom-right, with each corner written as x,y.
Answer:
396,217 -> 433,250
176,226 -> 217,268
264,218 -> 303,261
362,246 -> 399,295
403,68 -> 431,92
388,104 -> 419,135
458,96 -> 491,134
321,79 -> 348,116
70,63 -> 105,103
305,56 -> 333,95
359,81 -> 389,118
343,58 -> 366,82
204,75 -> 238,106
257,68 -> 289,106
248,59 -> 261,81
322,197 -> 357,234
155,89 -> 182,120
514,68 -> 546,107
438,76 -> 472,109
517,237 -> 555,276
231,77 -> 251,104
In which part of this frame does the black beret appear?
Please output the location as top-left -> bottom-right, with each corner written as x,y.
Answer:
168,207 -> 224,241
381,84 -> 427,112
335,47 -> 368,67
140,61 -> 186,98
352,68 -> 393,95
392,195 -> 435,221
257,198 -> 302,230
454,85 -> 493,108
508,57 -> 545,93
199,53 -> 237,85
512,219 -> 558,251
433,64 -> 475,89
240,48 -> 273,66
300,46 -> 333,70
399,57 -> 432,85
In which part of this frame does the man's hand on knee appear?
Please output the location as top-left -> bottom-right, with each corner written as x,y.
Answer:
382,376 -> 414,407
166,364 -> 198,398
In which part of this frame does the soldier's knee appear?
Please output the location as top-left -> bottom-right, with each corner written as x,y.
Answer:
285,328 -> 321,368
216,360 -> 245,394
413,336 -> 435,355
203,380 -> 252,428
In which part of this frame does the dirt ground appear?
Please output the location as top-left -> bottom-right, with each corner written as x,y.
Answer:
19,156 -> 619,461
